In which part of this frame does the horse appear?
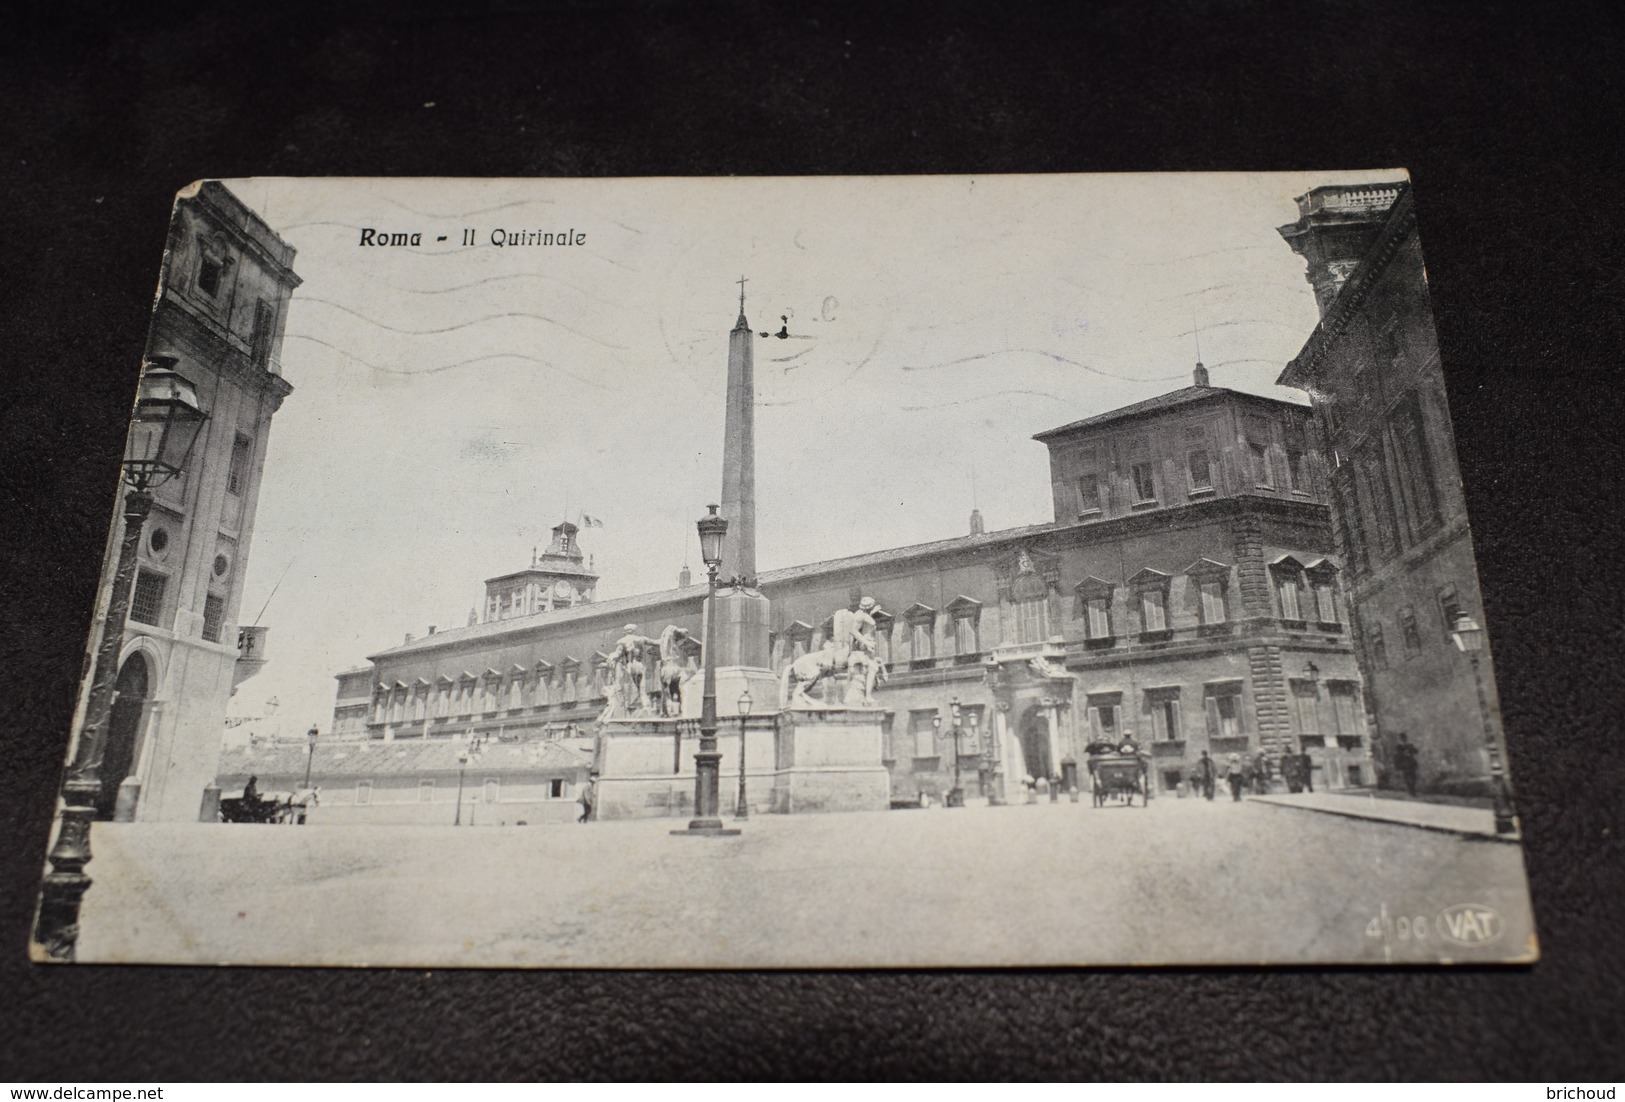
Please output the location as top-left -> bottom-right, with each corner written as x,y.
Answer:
781,645 -> 840,708
655,625 -> 691,717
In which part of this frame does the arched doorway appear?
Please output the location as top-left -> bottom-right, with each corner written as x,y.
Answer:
1019,704 -> 1053,781
97,652 -> 150,820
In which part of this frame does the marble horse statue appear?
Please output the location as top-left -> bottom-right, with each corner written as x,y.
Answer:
655,624 -> 692,718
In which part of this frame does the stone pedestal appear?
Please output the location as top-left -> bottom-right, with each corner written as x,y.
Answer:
771,708 -> 890,815
594,712 -> 780,820
593,716 -> 695,820
680,666 -> 781,719
709,586 -> 772,670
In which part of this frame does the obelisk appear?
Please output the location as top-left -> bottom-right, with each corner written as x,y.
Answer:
705,278 -> 775,704
720,279 -> 757,580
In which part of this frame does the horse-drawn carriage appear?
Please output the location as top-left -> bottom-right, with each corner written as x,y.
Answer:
218,779 -> 318,825
1085,741 -> 1149,808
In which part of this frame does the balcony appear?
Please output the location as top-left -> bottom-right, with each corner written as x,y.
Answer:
233,625 -> 269,690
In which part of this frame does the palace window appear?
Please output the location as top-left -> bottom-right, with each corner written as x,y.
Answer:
1330,682 -> 1361,736
1205,682 -> 1246,740
1369,624 -> 1389,670
1141,589 -> 1167,633
418,780 -> 435,803
1187,448 -> 1213,492
871,610 -> 894,665
1400,607 -> 1422,656
1357,441 -> 1403,560
1087,693 -> 1122,743
1146,688 -> 1182,742
911,621 -> 933,661
1251,441 -> 1273,488
196,253 -> 222,296
1130,569 -> 1171,636
549,779 -> 564,799
250,300 -> 276,369
1075,577 -> 1114,641
1292,680 -> 1320,735
483,779 -> 500,804
1393,397 -> 1442,532
202,592 -> 226,643
130,570 -> 168,626
1077,474 -> 1102,515
1287,447 -> 1309,493
910,709 -> 939,760
1307,561 -> 1342,625
948,596 -> 982,657
1187,559 -> 1230,627
1271,558 -> 1306,623
904,604 -> 936,665
227,433 -> 252,496
356,781 -> 372,806
1131,461 -> 1157,504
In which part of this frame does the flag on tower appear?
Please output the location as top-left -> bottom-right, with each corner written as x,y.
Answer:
579,514 -> 604,528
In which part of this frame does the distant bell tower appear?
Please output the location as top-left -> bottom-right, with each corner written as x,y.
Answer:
1277,182 -> 1405,316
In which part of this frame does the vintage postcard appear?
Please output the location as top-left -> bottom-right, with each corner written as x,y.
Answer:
33,173 -> 1536,967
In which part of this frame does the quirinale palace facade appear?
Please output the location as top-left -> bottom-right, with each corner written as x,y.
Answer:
280,357 -> 1372,824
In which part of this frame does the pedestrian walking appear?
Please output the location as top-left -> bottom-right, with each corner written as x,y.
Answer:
1225,753 -> 1245,802
577,773 -> 597,823
1298,751 -> 1315,794
1196,751 -> 1216,801
1281,751 -> 1302,794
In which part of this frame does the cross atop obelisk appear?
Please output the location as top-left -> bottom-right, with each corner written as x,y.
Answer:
720,277 -> 757,582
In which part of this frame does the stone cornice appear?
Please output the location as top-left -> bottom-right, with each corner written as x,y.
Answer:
1278,185 -> 1417,390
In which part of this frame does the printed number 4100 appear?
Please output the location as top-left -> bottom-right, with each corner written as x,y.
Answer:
1367,914 -> 1429,940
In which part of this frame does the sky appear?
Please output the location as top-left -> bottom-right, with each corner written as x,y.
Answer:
220,171 -> 1406,734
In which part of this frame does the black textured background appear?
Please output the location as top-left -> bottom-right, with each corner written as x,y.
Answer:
2,0 -> 1622,1082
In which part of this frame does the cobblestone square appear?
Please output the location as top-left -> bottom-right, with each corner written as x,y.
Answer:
76,797 -> 1535,968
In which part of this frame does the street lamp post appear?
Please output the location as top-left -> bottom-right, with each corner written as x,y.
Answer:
454,748 -> 470,827
947,697 -> 964,808
303,725 -> 319,789
455,741 -> 477,828
1451,613 -> 1517,834
35,358 -> 208,961
676,505 -> 739,836
735,688 -> 753,819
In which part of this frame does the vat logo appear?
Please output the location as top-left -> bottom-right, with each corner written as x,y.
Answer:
1438,903 -> 1504,947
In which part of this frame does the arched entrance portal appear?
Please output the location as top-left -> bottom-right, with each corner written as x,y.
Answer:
97,652 -> 150,820
1019,705 -> 1053,781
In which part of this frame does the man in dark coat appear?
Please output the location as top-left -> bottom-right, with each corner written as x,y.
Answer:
1195,751 -> 1216,800
1299,751 -> 1315,793
1393,734 -> 1420,797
